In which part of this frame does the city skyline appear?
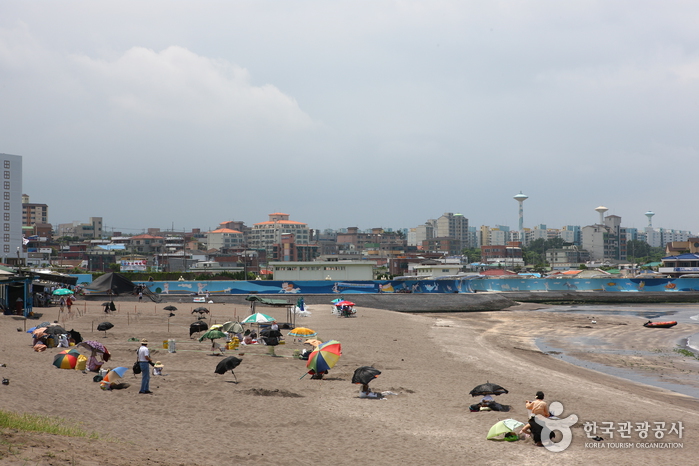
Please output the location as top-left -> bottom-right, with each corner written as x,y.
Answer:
3,3 -> 699,232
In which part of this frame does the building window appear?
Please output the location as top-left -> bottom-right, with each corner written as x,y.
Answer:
3,181 -> 9,190
3,245 -> 8,253
3,161 -> 9,169
3,234 -> 8,242
3,213 -> 9,221
3,223 -> 9,231
3,192 -> 8,200
3,202 -> 9,211
3,171 -> 9,179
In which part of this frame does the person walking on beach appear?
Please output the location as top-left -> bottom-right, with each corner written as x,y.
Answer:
525,391 -> 550,447
58,296 -> 66,314
66,295 -> 73,315
137,339 -> 154,394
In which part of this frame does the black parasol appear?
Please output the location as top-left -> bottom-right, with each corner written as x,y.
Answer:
68,329 -> 83,344
97,322 -> 114,336
164,305 -> 177,311
43,326 -> 67,336
469,382 -> 508,397
192,307 -> 209,314
352,366 -> 381,385
214,356 -> 242,383
189,321 -> 208,338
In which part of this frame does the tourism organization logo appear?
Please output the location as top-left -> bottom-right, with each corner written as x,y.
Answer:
532,402 -> 684,452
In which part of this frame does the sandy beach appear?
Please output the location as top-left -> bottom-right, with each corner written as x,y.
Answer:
1,299 -> 698,465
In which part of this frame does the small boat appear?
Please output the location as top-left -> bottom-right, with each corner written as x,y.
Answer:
643,321 -> 678,328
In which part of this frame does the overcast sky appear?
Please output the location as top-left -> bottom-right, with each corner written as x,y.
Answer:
2,1 -> 698,235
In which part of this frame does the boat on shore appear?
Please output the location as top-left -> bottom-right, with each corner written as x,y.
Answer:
643,321 -> 678,328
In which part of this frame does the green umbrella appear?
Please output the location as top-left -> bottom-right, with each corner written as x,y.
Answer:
199,329 -> 226,342
221,321 -> 243,334
241,313 -> 274,324
199,329 -> 227,355
487,419 -> 524,440
52,288 -> 74,296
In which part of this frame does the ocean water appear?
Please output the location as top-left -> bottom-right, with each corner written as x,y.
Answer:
535,304 -> 699,399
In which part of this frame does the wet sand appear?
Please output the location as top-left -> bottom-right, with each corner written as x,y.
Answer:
0,299 -> 697,465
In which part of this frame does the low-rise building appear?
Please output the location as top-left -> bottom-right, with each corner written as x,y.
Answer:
270,260 -> 376,281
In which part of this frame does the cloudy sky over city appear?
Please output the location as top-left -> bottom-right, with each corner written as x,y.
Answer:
2,1 -> 698,234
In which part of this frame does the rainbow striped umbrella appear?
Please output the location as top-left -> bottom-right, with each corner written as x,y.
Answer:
53,349 -> 80,369
306,340 -> 342,373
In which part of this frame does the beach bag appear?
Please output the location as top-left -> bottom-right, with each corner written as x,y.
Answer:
75,355 -> 87,371
133,361 -> 142,375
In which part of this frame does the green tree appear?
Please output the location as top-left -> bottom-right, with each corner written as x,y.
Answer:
462,248 -> 481,263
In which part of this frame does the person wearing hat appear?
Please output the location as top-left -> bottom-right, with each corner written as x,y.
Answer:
137,339 -> 154,394
153,361 -> 164,376
525,391 -> 550,446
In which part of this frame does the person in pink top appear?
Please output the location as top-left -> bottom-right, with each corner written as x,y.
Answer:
525,391 -> 550,446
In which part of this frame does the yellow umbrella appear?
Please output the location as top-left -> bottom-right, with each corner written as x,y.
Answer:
210,324 -> 223,330
288,327 -> 317,338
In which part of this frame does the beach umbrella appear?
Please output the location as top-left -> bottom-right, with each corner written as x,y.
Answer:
487,419 -> 524,440
221,321 -> 243,334
78,341 -> 111,362
307,340 -> 342,374
335,301 -> 355,307
53,349 -> 80,369
102,366 -> 129,383
241,313 -> 274,324
199,329 -> 227,355
163,305 -> 177,311
43,326 -> 67,336
209,324 -> 223,330
199,329 -> 226,342
189,321 -> 208,338
52,288 -> 74,296
288,327 -> 317,338
214,356 -> 242,382
352,366 -> 381,386
69,329 -> 83,344
331,298 -> 343,304
469,382 -> 509,397
97,322 -> 114,337
192,307 -> 209,314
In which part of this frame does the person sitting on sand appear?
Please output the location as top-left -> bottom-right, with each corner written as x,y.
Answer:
525,391 -> 550,447
359,383 -> 383,399
469,395 -> 509,412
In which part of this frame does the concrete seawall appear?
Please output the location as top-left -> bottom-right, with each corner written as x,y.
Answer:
87,291 -> 699,313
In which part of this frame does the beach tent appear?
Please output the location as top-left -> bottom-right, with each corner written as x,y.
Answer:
84,272 -> 136,295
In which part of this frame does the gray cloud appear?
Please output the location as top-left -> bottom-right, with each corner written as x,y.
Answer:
1,1 -> 698,233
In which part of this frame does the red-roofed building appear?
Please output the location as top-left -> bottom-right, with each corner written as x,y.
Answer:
206,228 -> 244,250
249,213 -> 312,260
130,234 -> 165,254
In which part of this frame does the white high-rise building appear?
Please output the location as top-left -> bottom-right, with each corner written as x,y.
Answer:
0,153 -> 22,261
